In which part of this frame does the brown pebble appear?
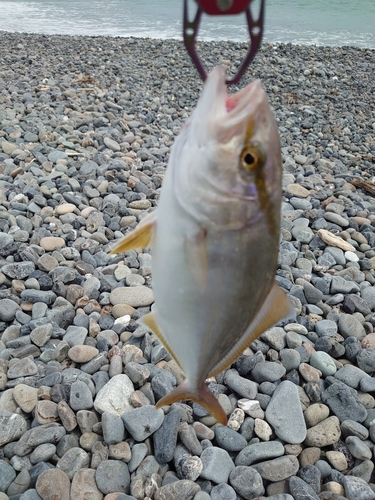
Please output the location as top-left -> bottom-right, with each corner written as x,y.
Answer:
40,236 -> 66,251
108,442 -> 131,462
192,421 -> 214,440
71,468 -> 103,500
58,401 -> 78,432
362,333 -> 375,348
322,482 -> 345,495
66,284 -> 84,305
305,416 -> 341,447
326,451 -> 348,472
38,386 -> 51,400
80,432 -> 101,451
284,444 -> 302,456
299,447 -> 321,467
12,279 -> 25,295
304,403 -> 330,428
21,301 -> 33,312
266,480 -> 289,496
34,400 -> 59,425
130,390 -> 151,408
13,383 -> 38,413
68,345 -> 99,363
55,203 -> 76,216
351,216 -> 371,227
299,362 -> 321,382
36,468 -> 71,499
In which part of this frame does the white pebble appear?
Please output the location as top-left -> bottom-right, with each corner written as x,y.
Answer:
345,251 -> 359,262
114,314 -> 131,326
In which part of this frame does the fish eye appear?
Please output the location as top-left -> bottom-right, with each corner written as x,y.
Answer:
240,144 -> 265,174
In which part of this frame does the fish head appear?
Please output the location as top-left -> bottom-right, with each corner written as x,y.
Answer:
183,66 -> 282,228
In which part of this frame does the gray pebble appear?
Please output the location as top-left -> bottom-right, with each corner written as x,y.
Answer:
229,466 -> 264,499
214,425 -> 247,452
0,409 -> 27,446
224,369 -> 258,399
56,447 -> 90,479
289,476 -> 320,500
30,443 -> 57,464
235,441 -> 284,467
343,476 -> 375,500
179,422 -> 202,456
251,361 -> 286,383
153,409 -> 180,464
266,380 -> 307,444
63,325 -> 88,347
200,447 -> 235,484
95,459 -> 130,494
102,411 -> 125,444
322,378 -> 367,423
345,436 -> 372,460
128,443 -> 148,473
69,380 -> 93,410
211,483 -> 236,500
122,405 -> 164,441
0,458 -> 17,492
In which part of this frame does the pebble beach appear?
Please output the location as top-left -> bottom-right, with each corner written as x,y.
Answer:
0,31 -> 375,500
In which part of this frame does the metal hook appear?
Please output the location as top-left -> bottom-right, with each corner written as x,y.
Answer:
183,0 -> 265,85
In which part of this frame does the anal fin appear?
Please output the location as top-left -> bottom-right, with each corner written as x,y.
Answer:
109,210 -> 157,254
208,283 -> 294,378
156,381 -> 227,425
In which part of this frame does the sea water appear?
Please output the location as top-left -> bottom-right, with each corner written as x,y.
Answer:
0,0 -> 374,48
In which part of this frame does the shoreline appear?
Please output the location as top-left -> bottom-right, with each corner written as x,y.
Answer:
0,32 -> 375,500
1,29 -> 375,51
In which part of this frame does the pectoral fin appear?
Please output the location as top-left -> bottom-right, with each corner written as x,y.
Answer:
185,228 -> 208,293
155,381 -> 227,425
208,283 -> 294,378
109,210 -> 157,254
138,311 -> 182,369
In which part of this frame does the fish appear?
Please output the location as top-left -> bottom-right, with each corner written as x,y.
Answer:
110,66 -> 293,425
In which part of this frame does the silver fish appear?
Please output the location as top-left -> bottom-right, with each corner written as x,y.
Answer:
110,66 -> 293,424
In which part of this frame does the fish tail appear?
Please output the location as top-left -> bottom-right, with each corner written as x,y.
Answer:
155,381 -> 227,425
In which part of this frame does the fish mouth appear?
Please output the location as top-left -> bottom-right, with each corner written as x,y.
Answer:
203,66 -> 269,143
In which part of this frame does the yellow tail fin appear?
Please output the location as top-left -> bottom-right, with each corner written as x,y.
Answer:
155,381 -> 227,425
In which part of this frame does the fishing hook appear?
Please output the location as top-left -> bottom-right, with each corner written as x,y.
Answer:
183,0 -> 265,85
